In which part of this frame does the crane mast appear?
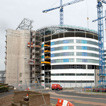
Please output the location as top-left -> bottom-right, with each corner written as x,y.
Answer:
97,0 -> 106,85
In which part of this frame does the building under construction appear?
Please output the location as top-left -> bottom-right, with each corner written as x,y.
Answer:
5,25 -> 106,88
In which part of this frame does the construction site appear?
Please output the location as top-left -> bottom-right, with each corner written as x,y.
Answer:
1,0 -> 106,106
5,0 -> 106,89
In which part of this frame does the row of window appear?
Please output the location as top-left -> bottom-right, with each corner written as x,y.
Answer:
51,46 -> 74,51
51,59 -> 99,63
50,46 -> 99,52
51,52 -> 74,57
42,73 -> 94,76
51,65 -> 99,69
77,46 -> 99,51
51,52 -> 99,57
51,40 -> 74,45
51,81 -> 94,83
50,40 -> 98,46
76,59 -> 99,63
51,59 -> 74,63
76,40 -> 98,46
41,52 -> 99,59
41,80 -> 94,83
76,52 -> 99,57
41,40 -> 98,48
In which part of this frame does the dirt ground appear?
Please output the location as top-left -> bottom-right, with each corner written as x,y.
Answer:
0,94 -> 14,106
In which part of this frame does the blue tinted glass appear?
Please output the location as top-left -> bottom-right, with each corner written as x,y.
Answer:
51,48 -> 55,51
84,53 -> 87,56
41,44 -> 44,48
42,50 -> 44,53
63,59 -> 69,62
64,52 -> 68,56
51,42 -> 55,45
82,40 -> 87,44
51,60 -> 55,63
63,46 -> 68,50
51,54 -> 55,57
82,46 -> 87,50
82,59 -> 87,62
82,52 -> 87,56
63,40 -> 68,43
41,55 -> 44,59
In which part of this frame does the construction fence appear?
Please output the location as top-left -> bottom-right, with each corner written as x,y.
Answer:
13,82 -> 100,92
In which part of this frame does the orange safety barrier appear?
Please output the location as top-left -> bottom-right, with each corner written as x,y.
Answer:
56,99 -> 64,106
67,101 -> 74,106
56,99 -> 74,106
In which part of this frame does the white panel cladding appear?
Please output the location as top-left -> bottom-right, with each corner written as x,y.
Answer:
41,76 -> 44,80
51,76 -> 94,81
51,44 -> 99,49
51,56 -> 99,60
41,70 -> 44,74
51,69 -> 94,74
51,37 -> 98,43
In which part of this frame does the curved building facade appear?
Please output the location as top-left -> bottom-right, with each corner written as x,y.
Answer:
37,25 -> 99,88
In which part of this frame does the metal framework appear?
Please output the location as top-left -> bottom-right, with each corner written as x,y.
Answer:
43,0 -> 84,25
16,18 -> 33,30
97,0 -> 106,85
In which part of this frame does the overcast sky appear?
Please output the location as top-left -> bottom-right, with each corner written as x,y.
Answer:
0,0 -> 106,70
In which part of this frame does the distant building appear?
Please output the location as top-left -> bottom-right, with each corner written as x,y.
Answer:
0,71 -> 5,83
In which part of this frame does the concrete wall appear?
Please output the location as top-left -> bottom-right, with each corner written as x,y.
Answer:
5,29 -> 30,87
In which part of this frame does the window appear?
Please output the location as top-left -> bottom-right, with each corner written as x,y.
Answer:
51,52 -> 74,57
51,42 -> 55,45
20,73 -> 22,77
42,50 -> 44,53
77,46 -> 99,52
51,54 -> 55,57
63,59 -> 69,62
51,46 -> 74,51
41,44 -> 44,48
76,52 -> 99,57
41,55 -> 44,59
63,46 -> 68,50
76,59 -> 99,63
51,40 -> 74,45
51,59 -> 74,63
51,48 -> 55,51
76,40 -> 98,46
52,65 -> 86,69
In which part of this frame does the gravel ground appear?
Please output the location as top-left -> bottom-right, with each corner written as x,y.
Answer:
0,94 -> 14,106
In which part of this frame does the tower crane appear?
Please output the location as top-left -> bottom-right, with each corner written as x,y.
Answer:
42,0 -> 84,25
93,0 -> 106,85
